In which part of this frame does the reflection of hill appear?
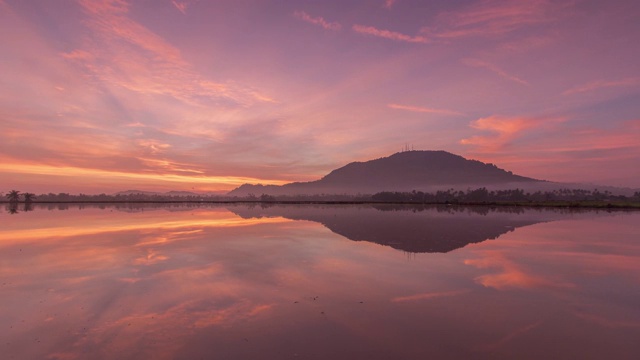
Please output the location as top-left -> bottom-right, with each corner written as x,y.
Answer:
229,204 -> 562,253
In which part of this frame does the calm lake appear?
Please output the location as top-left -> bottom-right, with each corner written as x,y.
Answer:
2,204 -> 639,359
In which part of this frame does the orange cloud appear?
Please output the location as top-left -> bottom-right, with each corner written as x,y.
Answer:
388,103 -> 464,116
461,114 -> 566,153
353,24 -> 428,43
293,10 -> 341,31
0,162 -> 289,190
136,139 -> 173,156
384,0 -> 397,9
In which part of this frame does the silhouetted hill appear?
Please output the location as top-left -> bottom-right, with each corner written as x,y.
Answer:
228,150 -> 541,196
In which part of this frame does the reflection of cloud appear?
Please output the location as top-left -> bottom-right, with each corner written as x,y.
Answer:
77,299 -> 274,359
194,303 -> 273,328
572,311 -> 640,329
478,320 -> 544,352
137,229 -> 204,247
388,103 -> 464,116
0,213 -> 291,242
353,24 -> 428,43
391,290 -> 469,302
465,251 -> 573,290
293,10 -> 341,31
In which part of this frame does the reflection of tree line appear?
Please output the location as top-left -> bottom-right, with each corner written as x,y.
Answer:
370,188 -> 640,206
4,190 -> 36,214
3,201 -> 227,214
255,202 -> 617,216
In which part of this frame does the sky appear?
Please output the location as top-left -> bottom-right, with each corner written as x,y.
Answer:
1,0 -> 639,194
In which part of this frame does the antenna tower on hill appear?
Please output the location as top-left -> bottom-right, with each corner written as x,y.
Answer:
402,143 -> 415,152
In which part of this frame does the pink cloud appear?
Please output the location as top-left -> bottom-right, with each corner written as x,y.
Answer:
563,77 -> 640,95
136,139 -> 172,155
171,0 -> 187,14
424,0 -> 563,39
462,58 -> 529,85
388,103 -> 464,116
353,24 -> 428,43
462,119 -> 640,185
69,0 -> 273,108
293,10 -> 341,31
384,0 -> 397,9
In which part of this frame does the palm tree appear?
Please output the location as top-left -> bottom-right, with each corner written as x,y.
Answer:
6,190 -> 20,204
23,192 -> 36,204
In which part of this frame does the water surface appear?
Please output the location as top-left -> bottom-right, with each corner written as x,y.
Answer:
2,204 -> 639,359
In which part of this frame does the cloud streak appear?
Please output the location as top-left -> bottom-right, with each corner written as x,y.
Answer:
563,77 -> 640,95
0,162 -> 290,188
293,10 -> 341,31
72,0 -> 274,108
388,103 -> 464,116
171,0 -> 187,14
353,24 -> 428,43
463,58 -> 529,85
384,0 -> 397,9
424,0 -> 562,39
391,290 -> 469,302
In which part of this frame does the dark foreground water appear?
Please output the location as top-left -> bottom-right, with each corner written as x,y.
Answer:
1,204 -> 639,359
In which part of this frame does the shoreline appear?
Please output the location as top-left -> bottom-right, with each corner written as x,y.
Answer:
3,200 -> 639,210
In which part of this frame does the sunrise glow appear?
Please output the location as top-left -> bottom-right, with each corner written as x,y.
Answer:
1,0 -> 639,193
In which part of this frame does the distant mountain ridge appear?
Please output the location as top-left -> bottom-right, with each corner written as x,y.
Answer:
228,150 -> 542,196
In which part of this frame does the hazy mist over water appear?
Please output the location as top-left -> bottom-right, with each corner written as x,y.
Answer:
2,204 -> 639,359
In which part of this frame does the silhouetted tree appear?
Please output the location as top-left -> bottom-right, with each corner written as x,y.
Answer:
260,194 -> 275,202
6,190 -> 20,204
23,192 -> 36,204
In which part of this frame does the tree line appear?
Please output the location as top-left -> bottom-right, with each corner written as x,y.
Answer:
369,188 -> 640,204
3,190 -> 36,204
3,188 -> 640,206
